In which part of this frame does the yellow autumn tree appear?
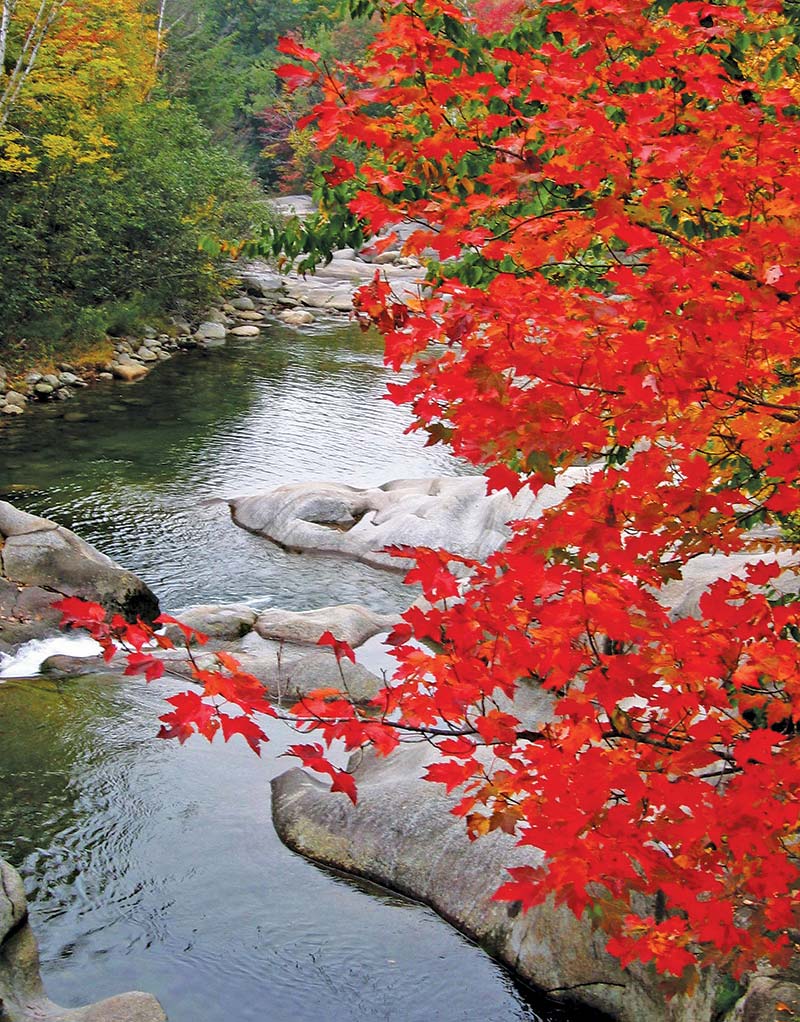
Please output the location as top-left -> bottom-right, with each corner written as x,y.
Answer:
0,0 -> 157,172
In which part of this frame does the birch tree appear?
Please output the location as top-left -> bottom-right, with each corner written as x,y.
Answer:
0,0 -> 67,132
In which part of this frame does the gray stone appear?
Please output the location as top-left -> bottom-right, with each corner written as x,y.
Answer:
266,649 -> 383,704
142,325 -> 157,338
230,296 -> 256,311
230,471 -> 595,571
58,372 -> 79,386
41,653 -> 107,676
200,309 -> 229,325
172,319 -> 192,336
136,347 -> 159,362
25,372 -> 42,385
268,194 -> 315,218
656,549 -> 800,620
237,266 -> 285,298
0,857 -> 166,1022
97,372 -> 114,381
278,309 -> 315,326
254,603 -> 395,647
272,746 -> 718,1022
228,325 -> 261,337
0,501 -> 159,649
195,321 -> 227,340
233,310 -> 264,322
162,603 -> 257,643
54,387 -> 73,401
42,374 -> 60,388
3,392 -> 26,408
729,975 -> 800,1022
33,382 -> 53,397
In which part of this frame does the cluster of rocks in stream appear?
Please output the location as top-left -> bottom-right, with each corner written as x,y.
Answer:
5,470 -> 800,1022
0,193 -> 428,428
0,364 -> 87,417
237,193 -> 429,318
0,299 -> 276,424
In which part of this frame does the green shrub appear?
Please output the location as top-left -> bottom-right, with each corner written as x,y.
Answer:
0,101 -> 268,349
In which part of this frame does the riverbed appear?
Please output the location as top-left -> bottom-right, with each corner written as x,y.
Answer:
0,323 -> 595,1021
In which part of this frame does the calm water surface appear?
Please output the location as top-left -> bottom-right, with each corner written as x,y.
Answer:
0,324 -> 594,1021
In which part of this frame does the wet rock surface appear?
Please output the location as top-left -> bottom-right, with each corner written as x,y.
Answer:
271,744 -> 720,1022
229,471 -> 596,570
0,502 -> 158,651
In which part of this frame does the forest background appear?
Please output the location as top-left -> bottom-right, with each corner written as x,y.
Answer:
0,0 -> 370,364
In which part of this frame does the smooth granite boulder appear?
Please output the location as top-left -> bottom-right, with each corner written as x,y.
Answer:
272,742 -> 720,1022
253,603 -> 395,647
655,547 -> 800,619
261,648 -> 384,705
161,603 -> 258,643
230,469 -> 596,570
0,502 -> 158,649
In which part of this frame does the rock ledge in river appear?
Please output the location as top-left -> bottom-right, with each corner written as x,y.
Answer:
229,470 -> 597,570
272,744 -> 724,1022
274,742 -> 800,1022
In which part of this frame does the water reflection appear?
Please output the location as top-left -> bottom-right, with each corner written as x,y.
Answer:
0,674 -> 579,1022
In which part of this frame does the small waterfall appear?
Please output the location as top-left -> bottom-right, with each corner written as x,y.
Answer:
0,634 -> 103,679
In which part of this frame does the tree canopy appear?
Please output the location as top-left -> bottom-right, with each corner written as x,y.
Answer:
0,0 -> 267,347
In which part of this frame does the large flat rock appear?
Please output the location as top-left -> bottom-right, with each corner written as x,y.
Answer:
253,603 -> 395,646
272,742 -> 720,1022
230,471 -> 595,570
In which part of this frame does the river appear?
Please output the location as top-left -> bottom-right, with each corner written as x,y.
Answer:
0,323 -> 596,1021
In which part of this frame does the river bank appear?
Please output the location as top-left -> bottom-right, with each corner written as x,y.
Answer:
0,194 -> 422,429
